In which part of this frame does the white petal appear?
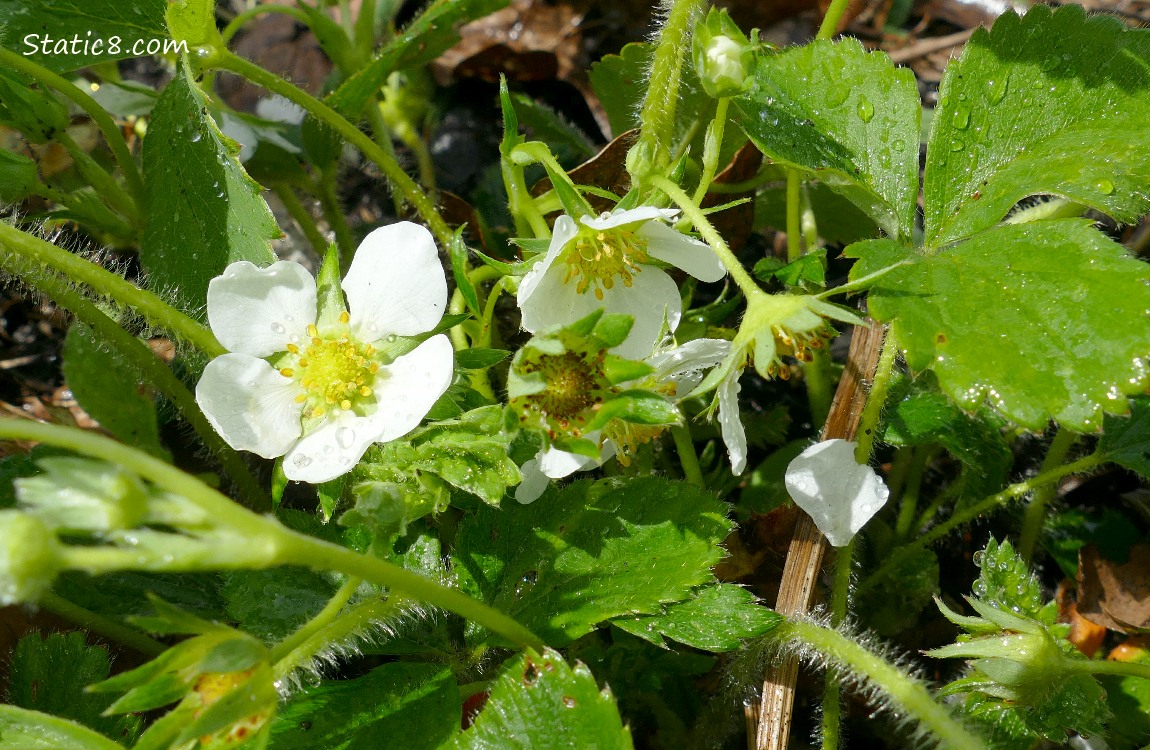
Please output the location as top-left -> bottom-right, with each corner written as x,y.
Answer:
517,216 -> 577,314
648,338 -> 732,395
517,254 -> 581,335
718,369 -> 747,475
207,261 -> 316,357
281,413 -> 370,483
514,456 -> 552,504
784,439 -> 890,547
639,221 -> 726,283
195,354 -> 304,458
537,444 -> 602,479
599,268 -> 682,360
343,222 -> 447,340
580,207 -> 678,230
359,334 -> 455,443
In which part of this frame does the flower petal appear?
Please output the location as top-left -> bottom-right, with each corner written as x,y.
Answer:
784,439 -> 890,547
281,413 -> 367,483
718,369 -> 747,475
343,222 -> 447,340
514,457 -> 551,504
517,215 -> 577,312
580,207 -> 678,230
196,353 -> 304,458
648,338 -> 732,395
639,221 -> 726,282
207,261 -> 316,357
600,268 -> 682,360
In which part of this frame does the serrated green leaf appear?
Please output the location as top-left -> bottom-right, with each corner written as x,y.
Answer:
141,61 -> 278,314
221,568 -> 338,643
447,648 -> 631,750
412,438 -> 520,504
612,583 -> 781,651
849,221 -> 1150,430
455,348 -> 510,369
756,180 -> 880,245
61,323 -> 166,458
736,39 -> 920,240
924,5 -> 1150,245
8,632 -> 140,744
0,0 -> 167,73
453,477 -> 731,645
269,663 -> 458,749
1100,395 -> 1150,477
0,705 -> 126,750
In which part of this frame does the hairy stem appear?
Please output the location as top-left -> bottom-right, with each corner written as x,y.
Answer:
1018,426 -> 1078,562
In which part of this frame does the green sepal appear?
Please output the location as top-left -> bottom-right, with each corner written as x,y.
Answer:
315,243 -> 346,331
589,312 -> 634,349
455,348 -> 510,369
0,71 -> 70,144
450,228 -> 480,316
602,355 -> 654,385
0,149 -> 40,202
586,390 -> 679,431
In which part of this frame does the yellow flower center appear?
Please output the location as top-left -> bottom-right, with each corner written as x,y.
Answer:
280,315 -> 380,418
562,227 -> 651,301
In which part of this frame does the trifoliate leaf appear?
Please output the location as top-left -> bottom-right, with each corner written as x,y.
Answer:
452,477 -> 731,645
0,706 -> 127,750
1099,395 -> 1150,478
268,663 -> 459,749
849,221 -> 1150,431
141,61 -> 278,315
447,648 -> 631,750
612,583 -> 781,651
925,5 -> 1150,245
8,632 -> 140,744
736,39 -> 920,240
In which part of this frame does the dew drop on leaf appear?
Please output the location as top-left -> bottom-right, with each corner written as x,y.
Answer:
950,139 -> 965,152
986,76 -> 1009,105
189,130 -> 202,143
1096,178 -> 1115,195
856,95 -> 874,123
951,108 -> 970,130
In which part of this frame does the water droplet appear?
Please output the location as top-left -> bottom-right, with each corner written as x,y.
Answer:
323,444 -> 334,455
986,76 -> 1009,105
189,130 -> 202,143
856,95 -> 874,123
1096,178 -> 1115,195
825,86 -> 850,108
386,334 -> 397,343
336,426 -> 356,449
972,550 -> 984,566
293,455 -> 312,468
951,108 -> 970,130
271,322 -> 286,334
950,139 -> 965,152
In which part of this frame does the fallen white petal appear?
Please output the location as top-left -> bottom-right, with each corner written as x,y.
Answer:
784,439 -> 889,547
207,261 -> 316,358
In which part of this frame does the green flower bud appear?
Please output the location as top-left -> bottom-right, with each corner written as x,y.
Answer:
0,511 -> 63,605
692,9 -> 756,99
16,457 -> 150,533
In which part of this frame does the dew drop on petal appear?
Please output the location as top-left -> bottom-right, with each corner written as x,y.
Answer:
293,454 -> 312,468
336,426 -> 356,450
271,322 -> 286,335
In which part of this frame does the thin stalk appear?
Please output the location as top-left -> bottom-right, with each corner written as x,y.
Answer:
0,222 -> 224,357
816,0 -> 853,39
56,131 -> 140,225
821,541 -> 855,750
691,97 -> 730,206
270,183 -> 329,256
894,445 -> 939,542
1066,657 -> 1150,682
221,4 -> 313,44
40,591 -> 166,656
365,100 -> 420,215
206,50 -> 452,249
272,595 -> 410,682
858,452 -> 1105,597
270,576 -> 361,663
1018,427 -> 1077,562
0,253 -> 266,510
477,275 -> 509,348
804,348 -> 833,431
0,48 -> 144,204
785,170 -> 803,263
315,168 -> 357,264
0,421 -> 546,652
852,329 -> 897,464
671,424 -> 704,486
778,620 -> 988,750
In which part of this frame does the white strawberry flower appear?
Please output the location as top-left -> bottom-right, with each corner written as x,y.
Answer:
517,207 -> 726,360
195,222 -> 453,484
784,439 -> 890,547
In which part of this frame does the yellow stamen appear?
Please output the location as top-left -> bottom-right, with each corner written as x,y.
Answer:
339,310 -> 350,324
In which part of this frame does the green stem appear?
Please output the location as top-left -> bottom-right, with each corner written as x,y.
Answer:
272,595 -> 409,681
0,48 -> 145,205
894,445 -> 939,542
0,421 -> 545,652
0,253 -> 266,510
270,576 -> 361,664
478,275 -> 509,348
315,168 -> 357,265
816,0 -> 853,39
821,541 -> 855,749
691,97 -> 730,206
853,327 -> 895,464
671,424 -> 704,486
207,50 -> 452,249
629,0 -> 706,179
804,348 -> 834,431
786,170 -> 803,263
1067,657 -> 1150,682
55,131 -> 140,226
779,620 -> 987,750
270,183 -> 329,256
815,259 -> 914,300
858,453 -> 1105,597
31,183 -> 135,240
40,591 -> 166,656
1018,427 -> 1077,562
648,174 -> 766,303
0,222 -> 224,357
221,4 -> 313,44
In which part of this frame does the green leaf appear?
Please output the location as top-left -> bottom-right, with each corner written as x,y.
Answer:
924,5 -> 1150,246
0,149 -> 40,201
61,323 -> 167,458
849,221 -> 1150,430
510,93 -> 596,168
412,437 -> 520,504
221,568 -> 338,643
612,583 -> 782,651
164,0 -> 219,48
856,546 -> 939,636
1100,645 -> 1150,749
269,663 -> 459,749
8,632 -> 140,744
455,348 -> 510,370
0,0 -> 168,73
447,648 -> 632,750
1099,395 -> 1150,477
736,39 -> 920,240
452,477 -> 731,645
141,61 -> 278,314
0,705 -> 126,750
974,538 -> 1055,625
752,249 -> 827,290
